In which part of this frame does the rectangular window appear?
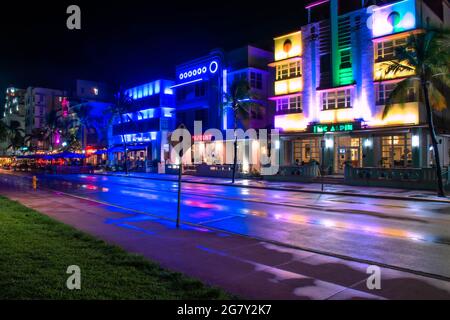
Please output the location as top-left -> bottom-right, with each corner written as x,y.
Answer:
276,62 -> 301,80
321,89 -> 352,110
289,61 -> 302,78
340,49 -> 351,69
376,82 -> 417,105
276,98 -> 289,112
381,134 -> 412,168
375,37 -> 407,61
276,64 -> 289,80
293,139 -> 319,164
289,95 -> 302,111
250,72 -> 263,89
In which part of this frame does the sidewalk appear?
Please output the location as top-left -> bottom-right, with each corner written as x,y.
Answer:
1,182 -> 449,299
96,171 -> 450,203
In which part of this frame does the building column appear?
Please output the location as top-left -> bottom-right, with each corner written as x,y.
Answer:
362,137 -> 375,167
323,135 -> 335,174
411,128 -> 422,168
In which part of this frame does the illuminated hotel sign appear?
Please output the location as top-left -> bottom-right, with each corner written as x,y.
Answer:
177,60 -> 219,81
193,134 -> 213,142
311,122 -> 361,133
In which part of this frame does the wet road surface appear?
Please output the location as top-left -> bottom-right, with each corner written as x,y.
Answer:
1,172 -> 449,279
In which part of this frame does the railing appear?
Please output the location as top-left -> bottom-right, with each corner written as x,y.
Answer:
344,165 -> 449,190
195,164 -> 238,178
264,162 -> 320,182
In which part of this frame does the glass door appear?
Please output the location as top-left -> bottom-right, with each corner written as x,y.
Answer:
335,136 -> 361,174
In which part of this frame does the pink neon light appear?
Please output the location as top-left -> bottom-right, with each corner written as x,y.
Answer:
305,0 -> 329,9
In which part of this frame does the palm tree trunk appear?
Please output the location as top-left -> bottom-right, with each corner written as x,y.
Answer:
122,135 -> 128,175
232,105 -> 238,184
422,80 -> 445,197
119,114 -> 129,175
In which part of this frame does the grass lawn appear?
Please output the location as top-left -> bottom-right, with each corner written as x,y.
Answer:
0,196 -> 231,299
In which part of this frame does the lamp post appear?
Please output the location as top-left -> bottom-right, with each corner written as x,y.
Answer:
320,137 -> 326,192
171,123 -> 186,229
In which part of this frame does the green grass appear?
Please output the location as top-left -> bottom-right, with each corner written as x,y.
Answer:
0,196 -> 231,299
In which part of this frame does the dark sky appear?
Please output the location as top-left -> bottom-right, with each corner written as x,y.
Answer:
0,0 -> 308,106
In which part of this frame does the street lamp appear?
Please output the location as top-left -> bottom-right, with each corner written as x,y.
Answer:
320,137 -> 325,192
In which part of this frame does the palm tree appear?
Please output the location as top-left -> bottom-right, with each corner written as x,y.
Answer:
72,103 -> 93,152
45,109 -> 58,151
104,87 -> 135,174
0,121 -> 8,153
223,78 -> 257,183
383,29 -> 450,197
4,120 -> 25,155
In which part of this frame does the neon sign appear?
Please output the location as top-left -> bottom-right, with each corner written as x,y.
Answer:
311,123 -> 359,133
193,134 -> 213,142
178,60 -> 219,81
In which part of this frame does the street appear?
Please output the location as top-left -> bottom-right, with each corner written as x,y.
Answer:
1,171 -> 450,279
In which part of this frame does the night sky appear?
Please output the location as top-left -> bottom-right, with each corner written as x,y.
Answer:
0,0 -> 308,108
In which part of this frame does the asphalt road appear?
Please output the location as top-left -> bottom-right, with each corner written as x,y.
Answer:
1,171 -> 450,279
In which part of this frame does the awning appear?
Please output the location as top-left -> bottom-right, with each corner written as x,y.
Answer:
107,144 -> 150,153
52,152 -> 86,159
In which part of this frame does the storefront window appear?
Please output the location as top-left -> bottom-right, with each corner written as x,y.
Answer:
381,134 -> 412,168
293,139 -> 319,164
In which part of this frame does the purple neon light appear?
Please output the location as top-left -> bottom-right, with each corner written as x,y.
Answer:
305,0 -> 329,9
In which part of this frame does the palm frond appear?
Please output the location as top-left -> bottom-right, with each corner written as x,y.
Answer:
382,77 -> 415,119
429,78 -> 449,112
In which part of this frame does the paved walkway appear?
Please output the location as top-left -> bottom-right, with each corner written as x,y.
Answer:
1,182 -> 449,299
96,171 -> 449,203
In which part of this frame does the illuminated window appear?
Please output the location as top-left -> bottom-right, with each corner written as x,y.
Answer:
276,61 -> 301,80
375,37 -> 407,61
289,95 -> 302,111
376,82 -> 417,105
321,89 -> 352,110
381,134 -> 412,168
276,95 -> 302,112
340,49 -> 352,69
276,98 -> 289,111
276,64 -> 289,80
293,139 -> 319,164
376,82 -> 396,105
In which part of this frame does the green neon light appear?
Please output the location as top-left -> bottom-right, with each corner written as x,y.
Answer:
313,123 -> 354,133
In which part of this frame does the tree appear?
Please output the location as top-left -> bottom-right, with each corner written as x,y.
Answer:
223,78 -> 258,183
4,120 -> 25,155
72,103 -> 93,152
45,109 -> 58,151
383,29 -> 450,197
104,87 -> 135,174
0,121 -> 8,153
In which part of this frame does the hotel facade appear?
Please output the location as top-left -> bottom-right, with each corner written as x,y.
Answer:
272,0 -> 450,180
172,46 -> 274,175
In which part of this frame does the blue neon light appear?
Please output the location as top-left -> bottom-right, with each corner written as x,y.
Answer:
170,78 -> 203,88
126,80 -> 173,100
178,60 -> 220,81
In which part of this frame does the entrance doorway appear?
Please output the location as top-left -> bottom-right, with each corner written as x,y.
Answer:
335,136 -> 361,174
